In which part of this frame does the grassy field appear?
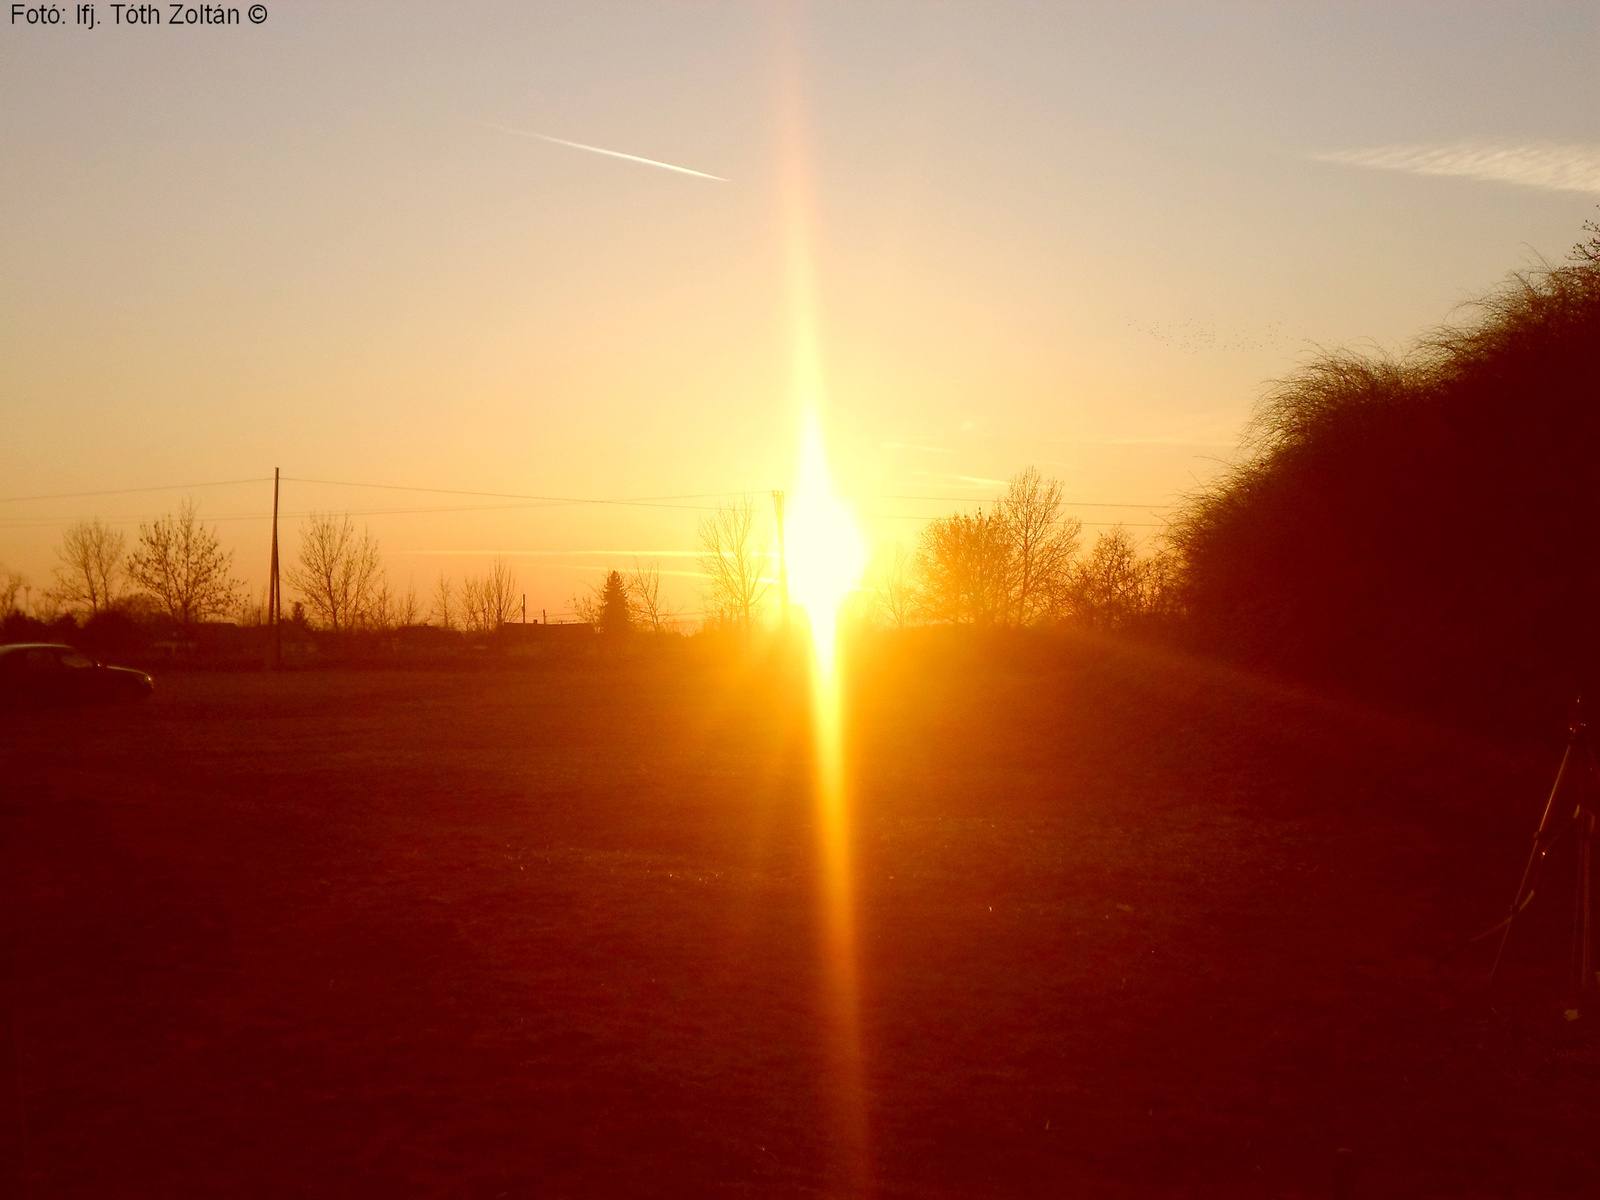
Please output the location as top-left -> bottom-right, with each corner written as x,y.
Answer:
3,633 -> 1598,1197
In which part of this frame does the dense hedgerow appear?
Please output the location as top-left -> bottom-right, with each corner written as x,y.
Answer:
1172,258 -> 1600,735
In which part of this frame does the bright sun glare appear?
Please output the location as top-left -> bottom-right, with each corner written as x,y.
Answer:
785,414 -> 867,673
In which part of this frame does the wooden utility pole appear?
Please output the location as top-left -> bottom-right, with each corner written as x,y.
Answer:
772,490 -> 790,631
270,467 -> 281,669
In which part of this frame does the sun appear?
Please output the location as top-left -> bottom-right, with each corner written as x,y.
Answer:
785,413 -> 867,673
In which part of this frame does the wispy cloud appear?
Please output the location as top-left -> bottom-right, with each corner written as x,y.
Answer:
480,121 -> 727,182
1071,438 -> 1238,448
399,548 -> 701,558
1311,141 -> 1600,194
908,471 -> 1009,489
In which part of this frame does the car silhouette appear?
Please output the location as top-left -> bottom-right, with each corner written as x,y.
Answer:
0,643 -> 155,707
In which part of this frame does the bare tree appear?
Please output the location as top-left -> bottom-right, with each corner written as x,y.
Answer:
368,581 -> 399,630
365,578 -> 421,631
32,589 -> 63,623
461,576 -> 486,632
462,559 -> 518,632
53,519 -> 125,615
398,583 -> 423,627
484,558 -> 518,628
865,544 -> 920,629
1138,547 -> 1182,622
571,584 -> 601,629
627,558 -> 676,633
1066,526 -> 1147,630
433,574 -> 455,630
1572,206 -> 1600,263
907,469 -> 1084,628
286,512 -> 384,633
237,586 -> 270,628
915,509 -> 1012,625
697,498 -> 771,631
460,579 -> 483,633
997,467 -> 1082,624
0,565 -> 26,616
125,501 -> 242,632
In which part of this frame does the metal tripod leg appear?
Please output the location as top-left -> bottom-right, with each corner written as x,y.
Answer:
1568,736 -> 1600,994
1574,802 -> 1595,993
1490,735 -> 1582,985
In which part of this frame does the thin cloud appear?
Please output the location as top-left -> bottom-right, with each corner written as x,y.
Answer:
398,548 -> 701,558
481,121 -> 727,182
550,564 -> 711,581
1080,438 -> 1238,448
1311,141 -> 1600,194
908,471 -> 1010,489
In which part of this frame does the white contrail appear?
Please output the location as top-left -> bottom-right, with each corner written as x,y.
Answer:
481,121 -> 727,182
1311,141 -> 1600,194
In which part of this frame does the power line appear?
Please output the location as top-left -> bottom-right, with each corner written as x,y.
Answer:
286,475 -> 1177,511
0,477 -> 272,504
281,476 -> 745,510
849,493 -> 1177,508
0,470 -> 1177,539
0,497 -> 734,532
0,508 -> 1169,531
0,471 -> 1178,515
268,474 -> 1181,512
859,513 -> 1166,527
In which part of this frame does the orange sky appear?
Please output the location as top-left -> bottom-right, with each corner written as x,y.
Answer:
4,3 -> 1599,618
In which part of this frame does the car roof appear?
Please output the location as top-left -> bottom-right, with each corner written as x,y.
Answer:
0,643 -> 76,654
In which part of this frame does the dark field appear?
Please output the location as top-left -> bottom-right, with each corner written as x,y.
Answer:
3,635 -> 1598,1198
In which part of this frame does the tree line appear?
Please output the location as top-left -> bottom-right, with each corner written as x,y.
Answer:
6,474 -> 1177,642
692,467 -> 1176,634
3,502 -> 245,634
0,509 -> 531,638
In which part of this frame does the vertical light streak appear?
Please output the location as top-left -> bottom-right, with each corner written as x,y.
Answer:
787,416 -> 866,676
776,35 -> 874,1193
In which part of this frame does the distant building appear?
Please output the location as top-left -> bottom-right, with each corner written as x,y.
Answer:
395,623 -> 457,649
494,620 -> 596,657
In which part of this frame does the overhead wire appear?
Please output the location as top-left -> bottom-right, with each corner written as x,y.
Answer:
0,478 -> 272,504
281,476 -> 747,510
848,492 -> 1177,508
0,472 -> 1177,533
1,473 -> 1174,513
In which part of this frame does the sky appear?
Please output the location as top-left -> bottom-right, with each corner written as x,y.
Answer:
4,1 -> 1599,619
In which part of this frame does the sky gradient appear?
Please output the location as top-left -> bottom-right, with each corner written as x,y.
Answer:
4,1 -> 1599,616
